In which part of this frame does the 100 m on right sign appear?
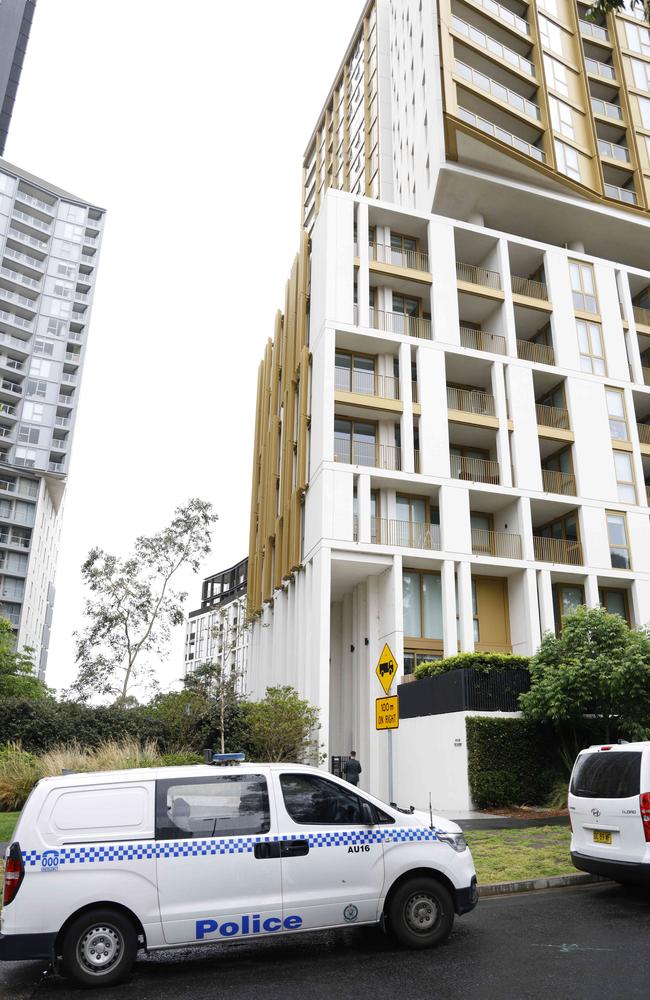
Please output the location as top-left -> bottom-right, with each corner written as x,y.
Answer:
376,695 -> 399,730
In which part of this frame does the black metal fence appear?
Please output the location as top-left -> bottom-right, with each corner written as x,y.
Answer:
398,667 -> 530,719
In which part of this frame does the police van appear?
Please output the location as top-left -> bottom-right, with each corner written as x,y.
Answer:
0,758 -> 478,987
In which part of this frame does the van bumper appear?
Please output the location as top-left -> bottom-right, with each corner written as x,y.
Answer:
0,931 -> 56,962
455,876 -> 479,915
571,851 -> 650,884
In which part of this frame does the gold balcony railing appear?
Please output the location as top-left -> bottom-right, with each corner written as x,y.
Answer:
459,326 -> 507,355
373,518 -> 441,550
367,308 -> 432,340
451,454 -> 500,484
456,261 -> 502,290
447,386 -> 496,416
334,437 -> 401,470
414,449 -> 421,473
536,403 -> 570,430
517,339 -> 555,365
411,380 -> 418,403
334,367 -> 399,400
368,241 -> 430,272
533,535 -> 583,566
633,305 -> 650,328
471,527 -> 522,559
542,468 -> 577,496
637,422 -> 650,445
511,275 -> 549,300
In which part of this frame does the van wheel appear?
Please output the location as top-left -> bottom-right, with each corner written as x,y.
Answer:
61,908 -> 137,988
387,878 -> 454,949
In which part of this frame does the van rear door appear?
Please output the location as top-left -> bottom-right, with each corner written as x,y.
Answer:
569,748 -> 645,861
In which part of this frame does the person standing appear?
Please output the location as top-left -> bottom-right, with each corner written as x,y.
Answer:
343,751 -> 362,786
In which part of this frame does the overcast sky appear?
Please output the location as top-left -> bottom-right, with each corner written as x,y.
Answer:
5,0 -> 362,696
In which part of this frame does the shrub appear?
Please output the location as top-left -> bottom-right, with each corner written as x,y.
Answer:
466,716 -> 564,809
159,751 -> 204,767
415,652 -> 531,680
0,743 -> 40,811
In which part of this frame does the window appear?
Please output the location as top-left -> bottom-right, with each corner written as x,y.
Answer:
544,54 -> 569,97
155,774 -> 270,839
555,140 -> 580,181
22,402 -> 44,422
279,773 -> 380,825
55,262 -> 76,279
599,587 -> 630,623
403,650 -> 442,675
396,494 -> 438,547
390,231 -> 418,267
570,261 -> 597,313
403,570 -> 443,640
607,511 -> 630,568
639,95 -> 650,128
605,388 -> 628,440
335,352 -> 377,396
577,320 -> 606,374
570,752 -> 641,798
632,58 -> 650,92
334,418 -> 376,466
26,380 -> 47,399
549,96 -> 575,139
18,426 -> 40,445
538,0 -> 558,13
33,339 -> 54,357
626,21 -> 650,56
30,359 -> 51,378
613,451 -> 636,503
46,318 -> 67,338
539,14 -> 563,54
552,584 -> 584,632
14,447 -> 36,468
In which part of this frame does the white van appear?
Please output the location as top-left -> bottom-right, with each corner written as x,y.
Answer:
569,741 -> 650,884
0,761 -> 478,987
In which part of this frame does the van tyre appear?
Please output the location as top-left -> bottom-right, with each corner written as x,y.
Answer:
61,908 -> 137,988
387,878 -> 454,949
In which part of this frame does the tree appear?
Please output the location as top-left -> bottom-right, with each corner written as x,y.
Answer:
0,617 -> 49,699
587,0 -> 649,21
71,498 -> 217,704
520,606 -> 650,763
242,686 -> 320,763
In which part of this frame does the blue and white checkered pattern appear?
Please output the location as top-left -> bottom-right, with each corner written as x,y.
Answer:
22,824 -> 440,868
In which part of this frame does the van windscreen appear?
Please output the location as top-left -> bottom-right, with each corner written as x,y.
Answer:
570,751 -> 642,799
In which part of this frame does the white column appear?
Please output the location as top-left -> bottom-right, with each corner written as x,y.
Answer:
417,347 -> 449,477
399,341 -> 414,474
537,569 -> 555,638
523,568 -> 541,653
457,560 -> 475,652
491,361 -> 512,488
312,547 -> 332,765
441,560 -> 458,657
357,202 -> 370,328
585,574 -> 600,608
519,495 -> 534,561
357,473 -> 371,544
496,238 -> 517,357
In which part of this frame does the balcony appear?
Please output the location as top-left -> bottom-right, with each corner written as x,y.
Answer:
0,309 -> 32,332
368,242 -> 430,273
12,209 -> 51,234
591,97 -> 623,121
457,106 -> 546,161
68,330 -> 84,343
0,286 -> 36,312
335,367 -> 399,400
58,394 -> 74,406
604,182 -> 637,205
83,234 -> 99,248
472,0 -> 529,35
637,423 -> 650,446
0,265 -> 40,290
455,60 -> 541,119
15,189 -> 54,215
517,339 -> 555,365
447,386 -> 496,417
585,57 -> 616,80
65,351 -> 81,364
451,16 -> 535,76
8,226 -> 48,251
55,415 -> 70,428
48,461 -> 64,473
0,356 -> 23,373
456,260 -> 502,290
451,454 -> 500,484
0,380 -> 21,395
579,18 -> 609,42
61,372 -> 78,385
459,326 -> 507,355
598,138 -> 631,164
363,518 -> 441,551
542,468 -> 576,496
3,246 -> 44,271
633,305 -> 650,328
536,403 -> 570,430
333,437 -> 401,471
471,527 -> 522,559
363,308 -> 432,340
511,274 -> 548,300
533,535 -> 583,566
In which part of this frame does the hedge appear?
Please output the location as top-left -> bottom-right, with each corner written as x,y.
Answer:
466,716 -> 564,809
415,652 -> 531,680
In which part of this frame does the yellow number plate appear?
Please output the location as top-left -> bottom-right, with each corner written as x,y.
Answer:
593,830 -> 612,845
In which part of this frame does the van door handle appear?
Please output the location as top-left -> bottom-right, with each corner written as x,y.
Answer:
254,842 -> 281,860
280,839 -> 309,858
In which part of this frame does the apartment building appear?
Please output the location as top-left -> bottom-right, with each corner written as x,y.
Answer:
184,558 -> 249,684
246,0 -> 650,801
0,0 -> 37,157
0,158 -> 103,675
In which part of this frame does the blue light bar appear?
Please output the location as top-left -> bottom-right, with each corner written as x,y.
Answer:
212,752 -> 246,763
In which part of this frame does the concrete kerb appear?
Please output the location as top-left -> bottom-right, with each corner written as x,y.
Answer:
479,872 -> 610,897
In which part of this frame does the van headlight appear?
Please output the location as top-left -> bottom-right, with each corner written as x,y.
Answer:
437,832 -> 467,852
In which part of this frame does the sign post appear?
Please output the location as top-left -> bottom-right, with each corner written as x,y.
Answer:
374,643 -> 399,801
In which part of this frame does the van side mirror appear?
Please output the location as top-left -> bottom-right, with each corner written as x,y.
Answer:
361,801 -> 376,826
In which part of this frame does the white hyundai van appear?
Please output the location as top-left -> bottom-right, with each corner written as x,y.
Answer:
569,741 -> 650,884
0,761 -> 478,987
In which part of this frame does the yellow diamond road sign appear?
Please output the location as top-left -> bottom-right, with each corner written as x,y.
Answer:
376,695 -> 399,730
375,643 -> 398,695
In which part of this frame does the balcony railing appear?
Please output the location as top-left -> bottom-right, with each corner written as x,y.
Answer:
3,246 -> 44,271
65,351 -> 81,364
598,138 -> 630,163
0,265 -> 40,290
12,209 -> 51,233
542,468 -> 576,496
579,18 -> 609,41
55,415 -> 70,428
334,437 -> 401,471
451,15 -> 535,76
0,357 -> 23,372
457,106 -> 546,161
533,535 -> 583,566
455,60 -> 541,119
585,57 -> 616,80
471,527 -> 522,559
0,405 -> 17,418
368,241 -> 430,272
637,423 -> 650,446
0,309 -> 32,331
456,260 -> 502,289
61,372 -> 78,384
511,274 -> 548,300
447,386 -> 496,416
16,189 -> 55,214
334,367 -> 399,399
369,518 -> 442,550
459,325 -> 507,355
473,0 -> 529,35
604,182 -> 637,205
517,339 -> 555,365
536,403 -> 570,429
68,330 -> 84,342
83,234 -> 99,247
0,380 -> 21,395
363,307 -> 432,340
8,226 -> 48,250
634,305 -> 650,327
58,394 -> 74,406
591,97 -> 623,120
48,461 -> 64,473
411,380 -> 418,404
0,286 -> 35,311
451,454 -> 500,484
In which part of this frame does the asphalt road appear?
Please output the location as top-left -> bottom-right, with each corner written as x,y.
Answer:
2,882 -> 649,1000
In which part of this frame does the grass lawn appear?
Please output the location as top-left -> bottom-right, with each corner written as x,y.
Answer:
465,825 -> 574,884
0,812 -> 18,843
